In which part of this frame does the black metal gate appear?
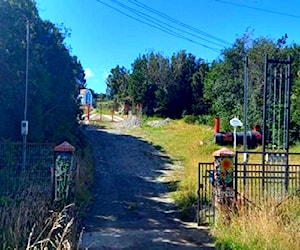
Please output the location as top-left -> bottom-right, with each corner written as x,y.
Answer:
197,152 -> 300,225
197,55 -> 299,225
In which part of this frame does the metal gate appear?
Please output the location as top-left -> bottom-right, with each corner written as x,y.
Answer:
197,55 -> 299,225
197,152 -> 300,225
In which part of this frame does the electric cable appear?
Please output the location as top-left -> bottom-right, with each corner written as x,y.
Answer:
96,0 -> 222,52
112,0 -> 225,48
128,0 -> 231,46
215,0 -> 300,19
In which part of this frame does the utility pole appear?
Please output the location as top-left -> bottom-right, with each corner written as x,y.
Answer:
22,20 -> 29,169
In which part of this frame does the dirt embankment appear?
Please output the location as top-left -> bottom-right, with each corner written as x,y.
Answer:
79,126 -> 215,249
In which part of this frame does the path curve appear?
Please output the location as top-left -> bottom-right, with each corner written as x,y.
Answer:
80,126 -> 215,249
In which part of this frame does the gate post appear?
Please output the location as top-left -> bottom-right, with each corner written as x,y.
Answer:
54,141 -> 75,205
212,148 -> 235,222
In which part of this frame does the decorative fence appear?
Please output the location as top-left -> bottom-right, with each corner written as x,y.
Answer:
197,151 -> 300,225
0,142 -> 54,196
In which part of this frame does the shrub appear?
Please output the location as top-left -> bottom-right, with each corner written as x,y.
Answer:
183,115 -> 197,124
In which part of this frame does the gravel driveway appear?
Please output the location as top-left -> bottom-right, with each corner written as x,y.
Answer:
79,126 -> 215,249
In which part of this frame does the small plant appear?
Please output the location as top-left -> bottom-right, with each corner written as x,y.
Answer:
183,115 -> 197,124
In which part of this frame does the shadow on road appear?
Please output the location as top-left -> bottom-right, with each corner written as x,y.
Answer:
80,127 -> 215,249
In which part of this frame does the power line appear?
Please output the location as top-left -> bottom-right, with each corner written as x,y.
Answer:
128,0 -> 231,46
215,0 -> 300,19
96,0 -> 222,52
112,0 -> 225,48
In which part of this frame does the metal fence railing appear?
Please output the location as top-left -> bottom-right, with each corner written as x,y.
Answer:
197,152 -> 300,225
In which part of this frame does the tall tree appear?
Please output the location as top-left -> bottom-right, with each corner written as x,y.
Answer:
106,65 -> 130,101
0,0 -> 85,143
128,55 -> 149,113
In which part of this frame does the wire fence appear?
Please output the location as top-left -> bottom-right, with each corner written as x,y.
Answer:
0,142 -> 54,197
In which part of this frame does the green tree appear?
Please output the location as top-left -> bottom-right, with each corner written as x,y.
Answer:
106,65 -> 130,101
128,55 -> 149,114
0,0 -> 85,144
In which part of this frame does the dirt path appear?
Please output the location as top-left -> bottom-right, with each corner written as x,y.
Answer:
79,126 -> 215,249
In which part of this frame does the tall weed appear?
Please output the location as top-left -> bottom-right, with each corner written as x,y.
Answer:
213,196 -> 300,250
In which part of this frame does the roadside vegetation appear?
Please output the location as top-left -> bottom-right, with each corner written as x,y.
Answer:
2,0 -> 300,248
0,1 -> 91,248
92,113 -> 300,249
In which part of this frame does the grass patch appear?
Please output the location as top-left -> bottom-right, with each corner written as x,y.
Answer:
0,136 -> 95,248
214,195 -> 300,250
75,141 -> 95,207
0,186 -> 53,249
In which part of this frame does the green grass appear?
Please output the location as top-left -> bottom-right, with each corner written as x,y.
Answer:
113,116 -> 300,248
127,119 -> 220,218
84,112 -> 300,248
214,195 -> 300,250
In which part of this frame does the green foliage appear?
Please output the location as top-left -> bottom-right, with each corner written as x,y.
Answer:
183,115 -> 197,124
106,50 -> 209,118
0,0 -> 85,144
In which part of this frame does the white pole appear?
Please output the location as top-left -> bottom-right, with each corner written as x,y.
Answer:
233,126 -> 237,152
22,20 -> 29,169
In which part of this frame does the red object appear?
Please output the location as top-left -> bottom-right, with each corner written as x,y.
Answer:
214,116 -> 220,133
54,141 -> 75,152
223,132 -> 233,142
87,104 -> 91,121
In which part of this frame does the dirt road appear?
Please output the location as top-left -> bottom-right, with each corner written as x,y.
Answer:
80,126 -> 215,249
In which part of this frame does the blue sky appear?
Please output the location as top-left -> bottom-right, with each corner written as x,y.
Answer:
36,0 -> 300,94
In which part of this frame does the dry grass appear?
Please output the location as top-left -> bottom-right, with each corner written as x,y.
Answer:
213,195 -> 300,250
0,188 -> 77,249
26,204 -> 75,250
0,186 -> 51,249
0,142 -> 94,249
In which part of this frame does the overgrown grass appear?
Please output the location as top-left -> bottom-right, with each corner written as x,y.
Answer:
0,138 -> 95,248
26,204 -> 75,250
214,195 -> 300,250
0,186 -> 52,249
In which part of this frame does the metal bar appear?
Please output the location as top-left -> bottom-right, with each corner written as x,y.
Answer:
243,56 -> 248,187
22,20 -> 30,170
272,67 -> 277,149
235,152 -> 238,199
267,59 -> 291,64
278,67 -> 283,148
197,163 -> 200,226
262,55 -> 268,193
284,56 -> 292,192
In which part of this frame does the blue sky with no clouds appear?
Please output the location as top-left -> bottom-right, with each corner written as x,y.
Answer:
36,0 -> 300,93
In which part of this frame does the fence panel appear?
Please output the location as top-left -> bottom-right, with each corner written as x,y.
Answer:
197,162 -> 215,225
0,142 -> 54,196
197,152 -> 300,225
